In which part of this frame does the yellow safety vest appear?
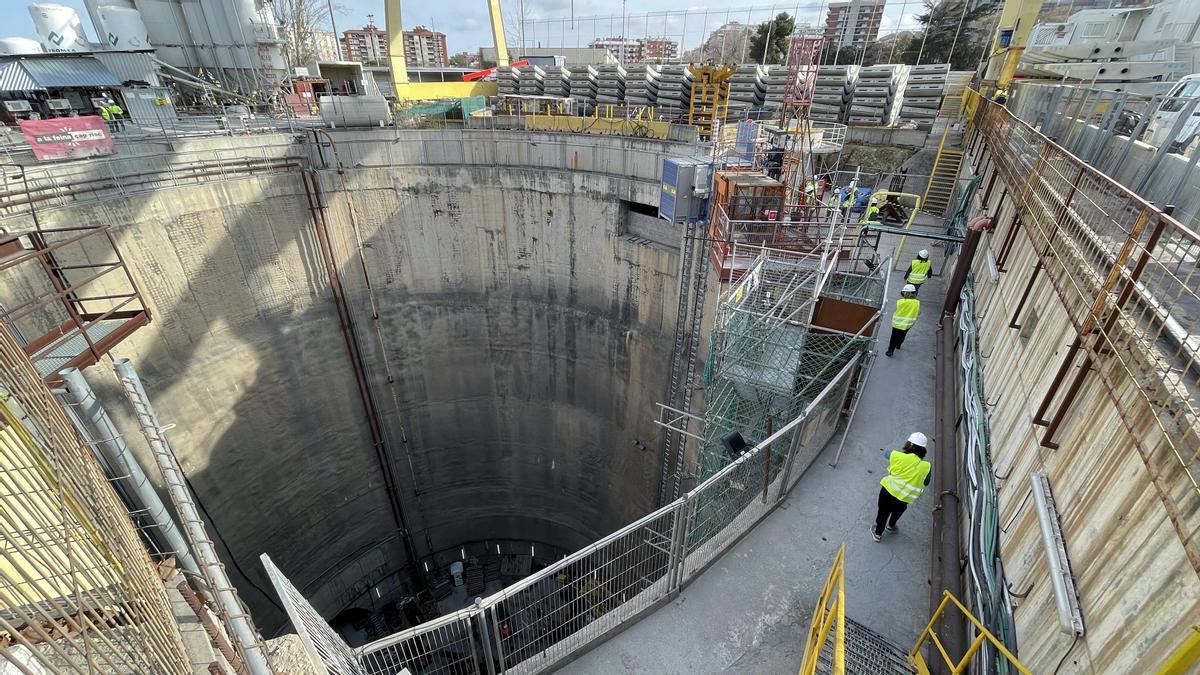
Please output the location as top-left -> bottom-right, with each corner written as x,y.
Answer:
861,204 -> 880,223
909,259 -> 932,285
881,450 -> 931,503
892,297 -> 919,330
100,106 -> 111,120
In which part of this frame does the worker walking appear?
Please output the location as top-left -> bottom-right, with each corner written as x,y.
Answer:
872,432 -> 931,542
905,250 -> 932,294
886,285 -> 919,357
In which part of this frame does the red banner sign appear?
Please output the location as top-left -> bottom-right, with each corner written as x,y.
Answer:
18,116 -> 116,161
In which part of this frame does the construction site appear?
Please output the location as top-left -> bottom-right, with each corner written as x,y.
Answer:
1,0 -> 1200,673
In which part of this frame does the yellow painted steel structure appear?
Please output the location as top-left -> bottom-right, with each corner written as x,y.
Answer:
982,0 -> 1042,95
1157,626 -> 1200,675
910,591 -> 1031,675
798,543 -> 845,675
383,0 -> 507,100
688,64 -> 735,140
522,112 -> 672,139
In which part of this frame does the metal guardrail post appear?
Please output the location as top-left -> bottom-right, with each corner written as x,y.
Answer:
475,605 -> 497,675
666,500 -> 688,593
488,603 -> 507,673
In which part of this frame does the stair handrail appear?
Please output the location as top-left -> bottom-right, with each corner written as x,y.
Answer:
798,543 -> 846,675
909,590 -> 1030,675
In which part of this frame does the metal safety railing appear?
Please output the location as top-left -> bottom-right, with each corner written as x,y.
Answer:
966,88 -> 1200,573
910,591 -> 1030,675
267,352 -> 863,675
798,544 -> 845,675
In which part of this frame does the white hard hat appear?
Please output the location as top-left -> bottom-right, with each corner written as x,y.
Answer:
918,249 -> 930,259
902,284 -> 917,293
907,432 -> 928,447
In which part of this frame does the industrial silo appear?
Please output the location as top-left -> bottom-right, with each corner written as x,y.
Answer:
28,3 -> 91,53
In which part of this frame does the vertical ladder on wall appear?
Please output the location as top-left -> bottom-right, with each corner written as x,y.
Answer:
659,219 -> 711,504
118,371 -> 270,674
920,123 -> 966,216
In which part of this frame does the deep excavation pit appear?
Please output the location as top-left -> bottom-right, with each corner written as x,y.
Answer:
0,129 -> 692,642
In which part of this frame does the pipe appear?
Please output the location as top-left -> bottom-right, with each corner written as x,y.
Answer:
300,169 -> 419,569
113,359 -> 272,675
60,367 -> 202,580
941,220 -> 990,318
931,319 -> 965,674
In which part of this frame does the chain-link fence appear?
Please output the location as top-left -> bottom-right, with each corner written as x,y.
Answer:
266,350 -> 863,675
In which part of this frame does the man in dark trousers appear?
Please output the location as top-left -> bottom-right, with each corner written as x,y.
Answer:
905,249 -> 932,294
873,432 -> 932,542
886,284 -> 919,357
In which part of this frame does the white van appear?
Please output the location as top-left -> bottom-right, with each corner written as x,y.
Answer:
1145,74 -> 1200,154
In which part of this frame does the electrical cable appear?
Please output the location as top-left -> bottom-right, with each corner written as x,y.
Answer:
1052,636 -> 1081,675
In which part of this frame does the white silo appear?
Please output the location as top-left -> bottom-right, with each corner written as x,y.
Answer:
0,36 -> 45,55
97,5 -> 150,49
28,3 -> 91,53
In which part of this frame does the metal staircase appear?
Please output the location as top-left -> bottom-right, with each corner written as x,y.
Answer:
920,123 -> 966,216
817,618 -> 914,675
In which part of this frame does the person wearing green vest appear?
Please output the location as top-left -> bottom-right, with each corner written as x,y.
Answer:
860,196 -> 881,224
105,100 -> 125,132
886,284 -> 920,357
873,432 -> 931,542
905,249 -> 932,294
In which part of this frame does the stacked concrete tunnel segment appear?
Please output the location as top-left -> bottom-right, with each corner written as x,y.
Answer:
0,129 -> 700,635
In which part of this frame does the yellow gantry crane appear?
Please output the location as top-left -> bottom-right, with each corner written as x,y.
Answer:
382,0 -> 509,100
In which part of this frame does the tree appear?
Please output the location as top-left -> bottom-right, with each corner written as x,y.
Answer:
275,0 -> 347,67
683,21 -> 754,64
821,43 -> 858,66
901,0 -> 999,69
748,13 -> 795,65
862,31 -> 916,67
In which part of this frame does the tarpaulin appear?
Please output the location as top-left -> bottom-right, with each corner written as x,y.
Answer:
18,115 -> 116,161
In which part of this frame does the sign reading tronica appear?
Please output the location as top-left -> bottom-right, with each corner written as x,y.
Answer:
18,116 -> 116,161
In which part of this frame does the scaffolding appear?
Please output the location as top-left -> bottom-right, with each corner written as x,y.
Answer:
696,243 -> 887,480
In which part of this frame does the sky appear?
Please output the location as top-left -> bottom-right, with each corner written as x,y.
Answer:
10,0 -> 929,57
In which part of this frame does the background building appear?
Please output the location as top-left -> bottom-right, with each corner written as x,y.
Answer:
342,23 -> 387,64
642,38 -> 679,61
683,21 -> 754,63
586,37 -> 679,63
403,26 -> 449,67
282,27 -> 341,66
588,37 -> 643,62
824,0 -> 886,50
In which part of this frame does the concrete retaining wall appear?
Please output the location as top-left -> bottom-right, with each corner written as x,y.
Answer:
0,128 -> 695,633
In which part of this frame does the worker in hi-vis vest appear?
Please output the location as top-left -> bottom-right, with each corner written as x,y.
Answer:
905,249 -> 932,294
886,284 -> 920,357
873,432 -> 931,542
860,196 -> 881,224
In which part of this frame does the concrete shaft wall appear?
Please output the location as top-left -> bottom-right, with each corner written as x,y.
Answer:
0,129 -> 692,632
